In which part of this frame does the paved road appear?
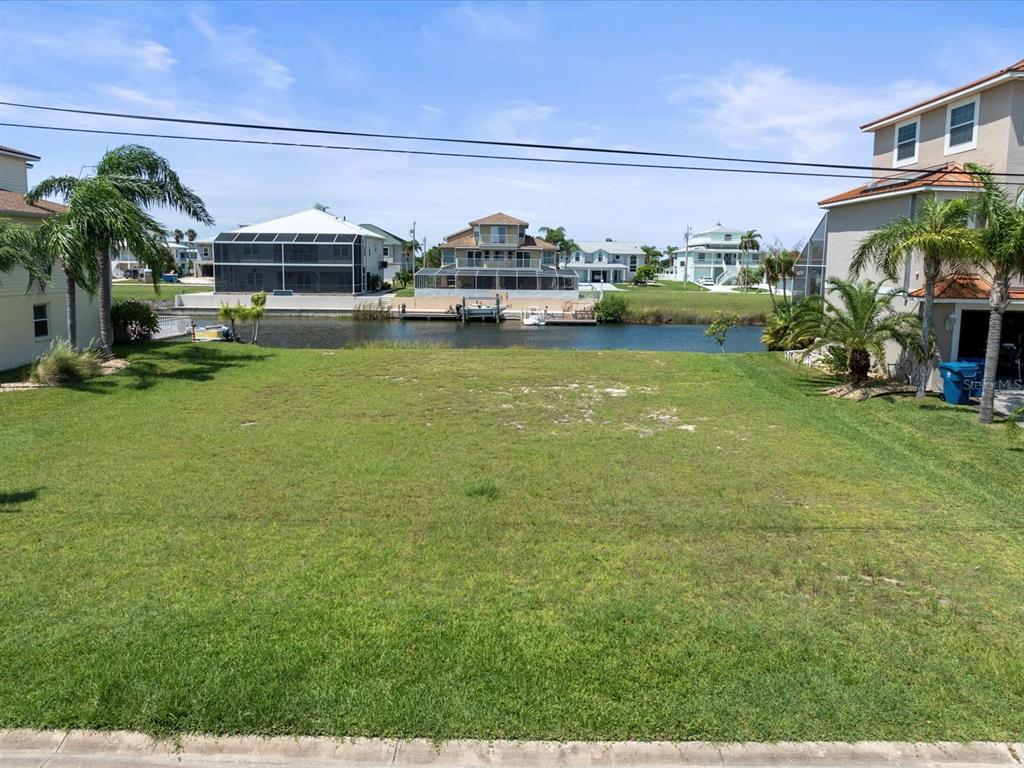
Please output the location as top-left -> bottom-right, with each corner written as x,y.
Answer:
2,730 -> 1022,768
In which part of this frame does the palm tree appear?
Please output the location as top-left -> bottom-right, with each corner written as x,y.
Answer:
964,164 -> 1024,423
789,278 -> 923,385
172,228 -> 184,244
776,249 -> 798,305
738,229 -> 761,290
538,226 -> 577,269
852,195 -> 980,397
27,144 -> 213,358
663,245 -> 679,276
761,251 -> 781,311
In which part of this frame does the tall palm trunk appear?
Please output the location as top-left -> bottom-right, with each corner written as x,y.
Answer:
766,279 -> 777,311
64,265 -> 78,349
978,279 -> 1007,424
97,250 -> 114,359
918,270 -> 936,399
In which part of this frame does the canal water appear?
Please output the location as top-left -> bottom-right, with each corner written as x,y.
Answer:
186,316 -> 766,352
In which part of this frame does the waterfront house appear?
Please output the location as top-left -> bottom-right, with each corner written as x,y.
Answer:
796,58 -> 1024,386
413,213 -> 578,299
212,207 -> 384,295
662,224 -> 760,285
359,223 -> 414,284
0,145 -> 101,372
568,241 -> 646,284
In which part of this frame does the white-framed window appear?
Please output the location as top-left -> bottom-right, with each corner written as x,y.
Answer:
629,255 -> 637,270
944,95 -> 978,154
32,303 -> 49,338
382,246 -> 390,258
494,225 -> 506,244
893,117 -> 919,166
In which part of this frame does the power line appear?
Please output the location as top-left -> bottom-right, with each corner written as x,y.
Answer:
1,122 -> 904,181
4,100 -> 1024,179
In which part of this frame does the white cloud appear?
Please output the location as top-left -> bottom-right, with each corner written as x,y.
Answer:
95,85 -> 170,111
450,1 -> 535,41
419,104 -> 445,125
666,65 -> 939,161
478,102 -> 557,141
4,25 -> 175,72
187,6 -> 294,91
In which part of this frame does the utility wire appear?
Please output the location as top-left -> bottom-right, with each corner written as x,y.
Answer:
4,100 -> 1024,178
1,122 -> 914,182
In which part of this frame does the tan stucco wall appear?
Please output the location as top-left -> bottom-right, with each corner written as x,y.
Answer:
871,81 -> 1017,174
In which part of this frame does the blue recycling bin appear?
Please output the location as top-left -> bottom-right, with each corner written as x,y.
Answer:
939,361 -> 979,404
957,357 -> 986,397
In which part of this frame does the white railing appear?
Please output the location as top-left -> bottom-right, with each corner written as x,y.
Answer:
154,315 -> 193,339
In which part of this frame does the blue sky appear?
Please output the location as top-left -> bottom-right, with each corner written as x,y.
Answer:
1,0 -> 1021,247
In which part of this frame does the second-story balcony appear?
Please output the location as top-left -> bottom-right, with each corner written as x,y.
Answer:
475,234 -> 522,247
457,254 -> 550,269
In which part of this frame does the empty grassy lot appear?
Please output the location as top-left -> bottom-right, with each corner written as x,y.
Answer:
0,343 -> 1021,741
612,283 -> 773,323
112,282 -> 210,301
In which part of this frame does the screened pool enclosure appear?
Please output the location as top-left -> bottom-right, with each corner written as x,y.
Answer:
214,232 -> 373,294
414,267 -> 578,293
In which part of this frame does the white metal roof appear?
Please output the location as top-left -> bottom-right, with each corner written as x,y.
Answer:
230,208 -> 382,238
575,241 -> 645,255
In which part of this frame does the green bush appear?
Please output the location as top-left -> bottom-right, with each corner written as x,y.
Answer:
112,299 -> 160,343
594,293 -> 628,323
30,340 -> 101,386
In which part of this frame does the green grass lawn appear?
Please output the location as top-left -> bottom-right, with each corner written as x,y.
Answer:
112,282 -> 211,301
1,343 -> 1022,741
612,283 -> 774,324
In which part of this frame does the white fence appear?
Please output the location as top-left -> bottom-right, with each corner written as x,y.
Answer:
154,315 -> 192,339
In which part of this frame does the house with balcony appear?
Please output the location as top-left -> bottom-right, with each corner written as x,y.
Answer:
662,224 -> 760,285
414,213 -> 578,299
568,241 -> 645,284
211,207 -> 384,295
0,145 -> 101,372
796,58 -> 1024,388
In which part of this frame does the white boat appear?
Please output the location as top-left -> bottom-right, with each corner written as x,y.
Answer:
191,324 -> 233,342
521,307 -> 547,326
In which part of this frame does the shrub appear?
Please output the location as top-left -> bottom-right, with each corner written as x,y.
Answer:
630,264 -> 657,285
705,311 -> 739,352
594,293 -> 628,323
112,299 -> 160,343
395,269 -> 413,289
353,300 -> 392,321
30,340 -> 101,386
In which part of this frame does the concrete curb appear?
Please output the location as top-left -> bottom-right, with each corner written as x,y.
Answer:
0,730 -> 1021,768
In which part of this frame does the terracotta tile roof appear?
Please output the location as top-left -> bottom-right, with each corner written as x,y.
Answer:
909,273 -> 1024,301
0,145 -> 41,161
468,212 -> 529,226
441,228 -> 557,251
818,163 -> 982,207
0,190 -> 66,218
441,228 -> 475,247
861,59 -> 1024,130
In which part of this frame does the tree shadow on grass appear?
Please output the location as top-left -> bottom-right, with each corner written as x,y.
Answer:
0,487 -> 42,512
70,344 -> 273,394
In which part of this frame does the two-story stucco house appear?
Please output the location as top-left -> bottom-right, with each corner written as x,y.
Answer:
796,59 -> 1024,387
663,224 -> 760,285
0,145 -> 101,372
567,241 -> 646,284
413,213 -> 578,299
359,223 -> 414,285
